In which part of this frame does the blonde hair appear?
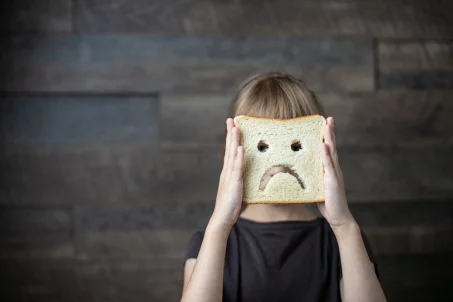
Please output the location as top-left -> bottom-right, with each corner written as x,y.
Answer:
229,72 -> 325,119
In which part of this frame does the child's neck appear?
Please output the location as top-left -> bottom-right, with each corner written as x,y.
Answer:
239,203 -> 317,223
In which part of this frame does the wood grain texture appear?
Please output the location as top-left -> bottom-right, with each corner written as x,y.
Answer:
340,144 -> 453,202
379,40 -> 453,70
378,40 -> 453,89
0,207 -> 73,258
0,95 -> 158,145
0,208 -> 71,233
0,0 -> 72,33
0,145 -> 160,205
376,253 -> 453,302
76,229 -> 194,259
378,70 -> 453,89
0,234 -> 74,258
0,258 -> 184,302
157,148 -> 223,204
351,200 -> 453,227
160,94 -> 232,146
0,36 -> 373,92
363,226 -> 453,255
75,0 -> 453,38
75,204 -> 213,231
321,91 -> 453,146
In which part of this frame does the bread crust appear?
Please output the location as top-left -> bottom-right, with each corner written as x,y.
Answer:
243,199 -> 324,204
234,114 -> 323,122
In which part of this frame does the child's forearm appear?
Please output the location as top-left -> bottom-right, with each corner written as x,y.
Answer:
181,216 -> 231,302
334,220 -> 387,302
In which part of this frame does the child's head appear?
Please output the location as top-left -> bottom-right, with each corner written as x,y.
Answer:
229,72 -> 325,119
229,72 -> 324,218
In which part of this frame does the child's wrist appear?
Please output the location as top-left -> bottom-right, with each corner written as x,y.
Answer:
331,218 -> 360,241
208,213 -> 234,235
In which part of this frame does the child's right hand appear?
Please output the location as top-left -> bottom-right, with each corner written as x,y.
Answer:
211,118 -> 245,230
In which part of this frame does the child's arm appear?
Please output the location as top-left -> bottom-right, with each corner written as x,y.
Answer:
335,221 -> 385,302
318,117 -> 386,302
181,118 -> 245,302
181,218 -> 232,302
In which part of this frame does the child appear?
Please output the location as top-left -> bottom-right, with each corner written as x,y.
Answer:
181,73 -> 386,302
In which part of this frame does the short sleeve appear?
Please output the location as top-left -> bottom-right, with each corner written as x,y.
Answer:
338,230 -> 380,280
185,227 -> 205,261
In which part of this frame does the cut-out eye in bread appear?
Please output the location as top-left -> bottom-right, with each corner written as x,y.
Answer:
257,140 -> 269,152
291,141 -> 302,151
234,114 -> 326,204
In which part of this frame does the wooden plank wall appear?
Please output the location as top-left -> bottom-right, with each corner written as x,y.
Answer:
0,1 -> 453,301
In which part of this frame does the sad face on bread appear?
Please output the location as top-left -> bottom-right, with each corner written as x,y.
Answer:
234,114 -> 326,204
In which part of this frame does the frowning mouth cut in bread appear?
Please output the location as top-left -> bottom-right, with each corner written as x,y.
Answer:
259,165 -> 305,191
234,114 -> 326,204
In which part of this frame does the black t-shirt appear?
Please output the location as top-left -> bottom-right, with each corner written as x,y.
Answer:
185,216 -> 378,302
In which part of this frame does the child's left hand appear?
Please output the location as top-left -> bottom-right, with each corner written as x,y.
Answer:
318,117 -> 355,231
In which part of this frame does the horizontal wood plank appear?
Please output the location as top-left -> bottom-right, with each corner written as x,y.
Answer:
0,145 -> 160,205
0,208 -> 71,234
0,258 -> 184,302
0,207 -> 73,258
0,36 -> 373,92
160,94 -> 231,146
378,40 -> 453,89
0,234 -> 74,258
376,253 -> 453,302
321,91 -> 453,146
363,226 -> 453,255
0,0 -> 72,33
157,149 -> 223,204
75,0 -> 453,39
76,229 -> 194,259
379,40 -> 453,70
0,95 -> 158,145
76,204 -> 212,231
1,36 -> 372,65
378,70 -> 453,89
340,144 -> 453,202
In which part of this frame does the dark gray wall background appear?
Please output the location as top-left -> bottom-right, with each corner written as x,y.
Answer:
0,0 -> 453,301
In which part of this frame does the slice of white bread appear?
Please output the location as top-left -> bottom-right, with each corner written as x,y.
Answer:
234,114 -> 326,204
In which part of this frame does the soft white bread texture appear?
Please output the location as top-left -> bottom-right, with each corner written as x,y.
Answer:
234,114 -> 326,204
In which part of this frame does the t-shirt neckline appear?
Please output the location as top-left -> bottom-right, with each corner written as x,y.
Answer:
236,216 -> 324,230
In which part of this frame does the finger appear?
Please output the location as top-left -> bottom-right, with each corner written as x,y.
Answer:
329,120 -> 343,176
228,127 -> 239,174
233,145 -> 244,179
324,117 -> 339,165
329,117 -> 336,146
324,118 -> 335,151
223,118 -> 233,169
321,142 -> 335,176
323,122 -> 334,164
